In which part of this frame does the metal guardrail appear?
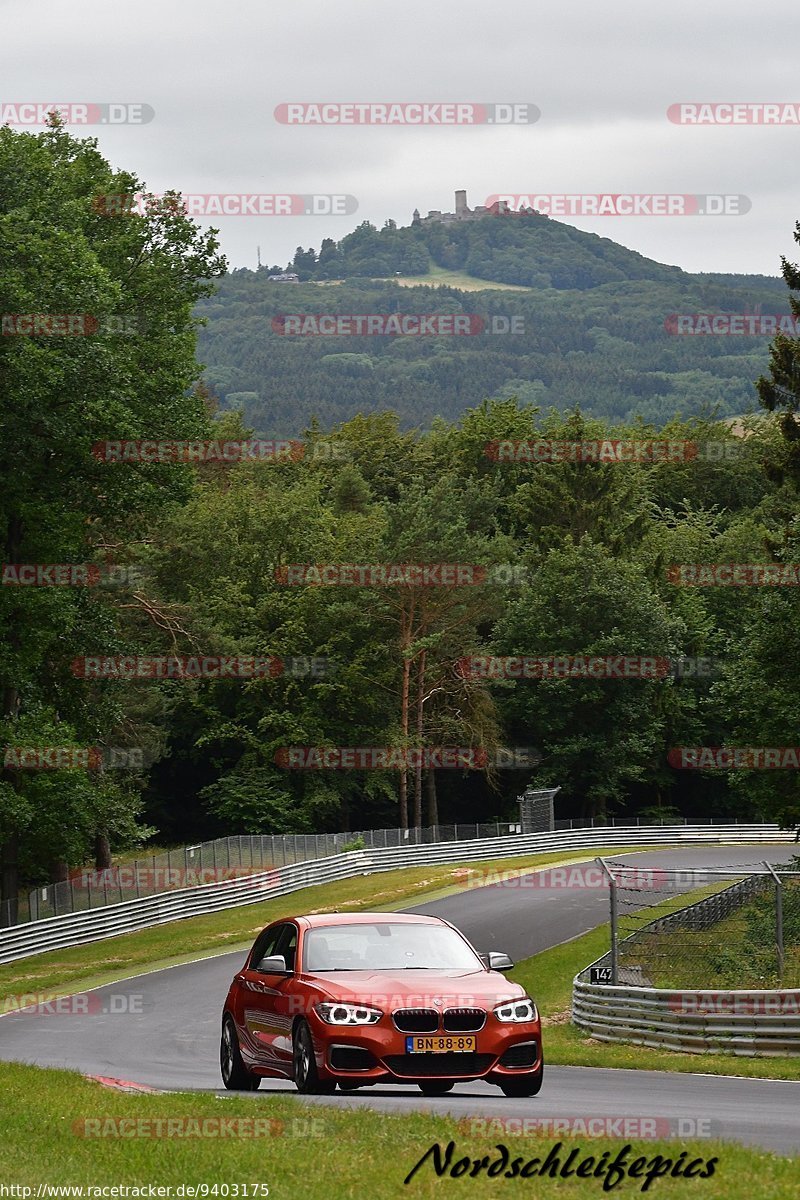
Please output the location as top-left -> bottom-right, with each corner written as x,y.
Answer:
13,815 -> 774,928
572,979 -> 800,1056
0,823 -> 793,966
573,870 -> 800,1056
16,822 -> 528,926
14,814 -> 758,927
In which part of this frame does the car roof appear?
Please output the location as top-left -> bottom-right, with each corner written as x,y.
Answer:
294,912 -> 447,929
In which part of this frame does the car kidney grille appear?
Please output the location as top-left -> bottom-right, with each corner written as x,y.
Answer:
384,1053 -> 495,1077
443,1007 -> 486,1032
392,1008 -> 440,1033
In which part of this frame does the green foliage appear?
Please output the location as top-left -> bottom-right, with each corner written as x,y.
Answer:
195,261 -> 786,437
0,121 -> 225,891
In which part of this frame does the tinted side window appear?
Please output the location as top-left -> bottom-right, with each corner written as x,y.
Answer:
249,924 -> 287,969
275,923 -> 298,972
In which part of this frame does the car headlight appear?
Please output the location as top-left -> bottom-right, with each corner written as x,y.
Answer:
493,997 -> 538,1023
314,1002 -> 383,1026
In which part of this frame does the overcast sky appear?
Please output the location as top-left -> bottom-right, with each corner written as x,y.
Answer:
4,0 -> 799,276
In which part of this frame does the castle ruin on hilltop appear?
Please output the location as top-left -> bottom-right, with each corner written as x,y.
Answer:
412,190 -> 510,225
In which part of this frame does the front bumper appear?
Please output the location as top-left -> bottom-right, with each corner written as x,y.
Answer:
309,1015 -> 543,1083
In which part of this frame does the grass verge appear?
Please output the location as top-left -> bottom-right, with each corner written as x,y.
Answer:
0,1060 -> 796,1197
387,265 -> 532,291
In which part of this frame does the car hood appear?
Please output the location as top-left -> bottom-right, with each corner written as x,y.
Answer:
301,968 -> 526,1008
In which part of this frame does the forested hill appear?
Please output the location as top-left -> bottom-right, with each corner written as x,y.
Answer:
280,208 -> 690,289
195,211 -> 787,437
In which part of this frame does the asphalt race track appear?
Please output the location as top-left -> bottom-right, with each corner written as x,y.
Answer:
1,846 -> 799,1154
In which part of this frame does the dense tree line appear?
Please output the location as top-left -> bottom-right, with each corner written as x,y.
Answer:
3,124 -> 800,913
198,266 -> 785,436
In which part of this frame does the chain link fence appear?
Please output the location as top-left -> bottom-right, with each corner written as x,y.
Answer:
3,822 -> 525,928
3,815 -> 792,929
595,858 -> 800,989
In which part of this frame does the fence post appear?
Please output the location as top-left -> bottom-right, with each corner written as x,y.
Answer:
597,858 -> 618,985
764,861 -> 784,983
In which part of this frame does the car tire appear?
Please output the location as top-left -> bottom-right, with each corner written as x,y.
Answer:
220,1015 -> 260,1091
292,1021 -> 336,1095
499,1062 -> 543,1098
418,1080 -> 455,1096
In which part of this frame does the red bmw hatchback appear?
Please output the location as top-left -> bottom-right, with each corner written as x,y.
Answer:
220,911 -> 543,1097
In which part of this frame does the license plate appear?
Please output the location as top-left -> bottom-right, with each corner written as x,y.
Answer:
405,1035 -> 476,1054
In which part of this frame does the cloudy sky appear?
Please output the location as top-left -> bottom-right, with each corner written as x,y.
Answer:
4,0 -> 799,276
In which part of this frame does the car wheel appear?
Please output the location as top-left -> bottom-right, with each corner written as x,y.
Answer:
418,1080 -> 455,1096
220,1015 -> 260,1091
499,1062 -> 543,1098
292,1021 -> 336,1095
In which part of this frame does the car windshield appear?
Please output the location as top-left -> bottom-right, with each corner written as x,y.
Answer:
303,922 -> 483,972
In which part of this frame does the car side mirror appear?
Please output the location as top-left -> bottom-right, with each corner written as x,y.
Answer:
255,954 -> 290,974
486,951 -> 514,971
